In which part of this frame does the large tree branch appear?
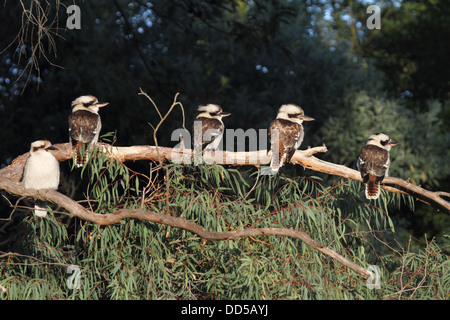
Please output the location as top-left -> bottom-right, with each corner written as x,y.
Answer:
0,177 -> 371,277
1,142 -> 448,279
0,143 -> 450,276
1,142 -> 449,212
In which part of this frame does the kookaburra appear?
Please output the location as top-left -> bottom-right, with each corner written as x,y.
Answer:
68,95 -> 108,167
193,104 -> 231,151
22,140 -> 60,217
357,133 -> 399,199
269,104 -> 314,172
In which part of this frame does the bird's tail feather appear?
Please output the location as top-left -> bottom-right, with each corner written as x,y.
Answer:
270,151 -> 285,173
269,129 -> 286,173
270,157 -> 280,173
74,142 -> 88,167
365,175 -> 380,199
76,151 -> 88,168
34,202 -> 48,217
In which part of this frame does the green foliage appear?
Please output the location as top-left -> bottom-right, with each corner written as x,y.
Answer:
1,153 -> 448,300
360,0 -> 450,105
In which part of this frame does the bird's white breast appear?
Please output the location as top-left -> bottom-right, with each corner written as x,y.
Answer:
23,152 -> 60,190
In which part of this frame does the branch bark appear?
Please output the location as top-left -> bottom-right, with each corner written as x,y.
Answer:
1,142 -> 448,212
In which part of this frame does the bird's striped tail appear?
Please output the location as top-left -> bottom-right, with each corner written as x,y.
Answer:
270,153 -> 279,173
365,175 -> 381,199
73,142 -> 88,168
269,130 -> 285,173
269,150 -> 286,173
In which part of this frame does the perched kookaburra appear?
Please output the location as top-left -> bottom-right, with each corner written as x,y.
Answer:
192,104 -> 231,151
357,133 -> 399,200
68,95 -> 108,167
22,140 -> 60,217
269,104 -> 314,172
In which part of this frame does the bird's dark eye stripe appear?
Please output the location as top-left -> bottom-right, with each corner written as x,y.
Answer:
32,146 -> 44,152
210,112 -> 219,116
83,102 -> 94,107
288,113 -> 302,118
381,140 -> 389,146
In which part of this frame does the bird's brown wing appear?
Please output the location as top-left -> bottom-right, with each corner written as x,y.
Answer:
192,117 -> 224,150
69,110 -> 101,167
270,119 -> 302,168
358,144 -> 389,182
68,110 -> 100,144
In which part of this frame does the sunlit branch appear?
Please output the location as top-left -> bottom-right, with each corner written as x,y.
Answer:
1,141 -> 448,277
1,142 -> 448,212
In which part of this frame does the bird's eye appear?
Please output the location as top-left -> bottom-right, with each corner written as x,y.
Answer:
381,140 -> 389,146
83,102 -> 94,107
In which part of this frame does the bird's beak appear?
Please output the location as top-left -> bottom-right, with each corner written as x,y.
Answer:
95,102 -> 109,108
45,146 -> 58,151
220,112 -> 231,117
389,140 -> 399,146
299,115 -> 315,121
